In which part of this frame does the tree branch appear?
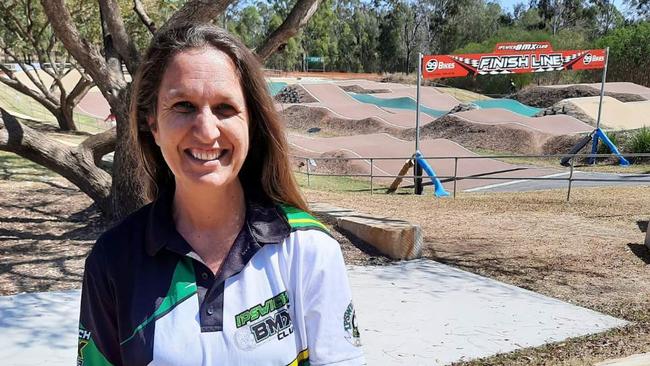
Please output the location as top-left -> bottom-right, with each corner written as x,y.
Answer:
255,0 -> 322,61
0,108 -> 112,211
67,76 -> 94,107
98,0 -> 140,74
40,0 -> 126,106
80,126 -> 116,166
161,0 -> 235,31
133,0 -> 157,34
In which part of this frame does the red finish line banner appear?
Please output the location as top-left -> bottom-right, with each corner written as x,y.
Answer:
422,42 -> 605,79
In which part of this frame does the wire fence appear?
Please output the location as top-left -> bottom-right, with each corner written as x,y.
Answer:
293,152 -> 650,201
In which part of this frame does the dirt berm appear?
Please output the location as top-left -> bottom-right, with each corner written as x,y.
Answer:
281,104 -> 585,155
513,85 -> 646,108
339,85 -> 391,94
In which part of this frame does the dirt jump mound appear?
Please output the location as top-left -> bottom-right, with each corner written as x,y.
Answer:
280,104 -> 402,136
513,85 -> 646,108
339,84 -> 391,94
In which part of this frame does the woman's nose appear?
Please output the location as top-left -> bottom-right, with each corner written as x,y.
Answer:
192,107 -> 221,141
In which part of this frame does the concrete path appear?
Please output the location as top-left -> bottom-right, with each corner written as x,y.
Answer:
0,260 -> 626,365
354,260 -> 626,365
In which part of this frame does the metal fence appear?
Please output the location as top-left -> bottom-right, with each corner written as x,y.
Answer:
293,153 -> 650,201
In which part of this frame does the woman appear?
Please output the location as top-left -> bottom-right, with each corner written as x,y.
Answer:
77,24 -> 364,366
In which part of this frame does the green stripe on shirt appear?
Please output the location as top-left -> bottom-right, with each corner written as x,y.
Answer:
120,257 -> 197,346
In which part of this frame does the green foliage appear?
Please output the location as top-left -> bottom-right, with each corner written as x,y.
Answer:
629,127 -> 650,154
595,21 -> 650,87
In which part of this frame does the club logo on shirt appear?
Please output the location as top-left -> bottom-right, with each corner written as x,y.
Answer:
343,302 -> 361,346
250,308 -> 293,343
235,291 -> 290,328
234,291 -> 294,350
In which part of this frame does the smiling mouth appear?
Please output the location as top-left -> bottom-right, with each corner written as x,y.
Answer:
186,148 -> 229,162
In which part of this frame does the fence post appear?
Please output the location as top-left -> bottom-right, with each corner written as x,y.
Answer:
453,157 -> 458,199
566,156 -> 575,202
306,158 -> 311,188
370,158 -> 374,195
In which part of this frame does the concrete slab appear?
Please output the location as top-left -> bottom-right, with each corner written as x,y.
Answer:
310,202 -> 423,260
351,260 -> 627,365
0,260 -> 628,365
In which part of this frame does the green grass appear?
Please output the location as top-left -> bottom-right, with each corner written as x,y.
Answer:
0,150 -> 58,182
294,172 -> 415,194
629,126 -> 650,154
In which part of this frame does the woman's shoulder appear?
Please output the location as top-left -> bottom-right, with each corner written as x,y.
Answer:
87,202 -> 155,268
276,203 -> 342,256
97,202 -> 154,247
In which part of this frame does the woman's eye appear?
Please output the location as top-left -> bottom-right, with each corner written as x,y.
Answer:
214,103 -> 237,117
173,102 -> 195,113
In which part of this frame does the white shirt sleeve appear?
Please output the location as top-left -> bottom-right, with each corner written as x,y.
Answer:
286,230 -> 365,366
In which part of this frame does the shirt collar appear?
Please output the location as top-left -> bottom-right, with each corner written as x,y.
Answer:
145,189 -> 291,257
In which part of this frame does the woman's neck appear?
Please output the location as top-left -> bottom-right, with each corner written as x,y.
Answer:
172,180 -> 246,231
171,180 -> 246,273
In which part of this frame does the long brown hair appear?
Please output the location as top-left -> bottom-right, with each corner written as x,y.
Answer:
130,23 -> 307,211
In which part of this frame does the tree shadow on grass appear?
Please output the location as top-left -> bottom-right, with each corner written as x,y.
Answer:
0,191 -> 106,295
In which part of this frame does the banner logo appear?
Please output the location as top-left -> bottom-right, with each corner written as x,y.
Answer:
583,53 -> 604,65
425,59 -> 438,72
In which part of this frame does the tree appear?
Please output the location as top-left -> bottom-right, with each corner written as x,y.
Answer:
0,0 -> 324,220
0,0 -> 95,131
596,21 -> 650,87
589,0 -> 625,35
302,0 -> 339,70
378,1 -> 407,72
625,0 -> 650,18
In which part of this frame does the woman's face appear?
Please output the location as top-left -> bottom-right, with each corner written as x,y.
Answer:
149,47 -> 249,191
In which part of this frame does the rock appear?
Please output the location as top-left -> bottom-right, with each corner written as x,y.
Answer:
448,103 -> 479,114
273,85 -> 318,103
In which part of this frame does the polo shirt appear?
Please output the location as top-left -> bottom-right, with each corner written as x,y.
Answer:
77,191 -> 364,366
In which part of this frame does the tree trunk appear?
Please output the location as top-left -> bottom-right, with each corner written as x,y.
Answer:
53,104 -> 78,132
107,93 -> 148,220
